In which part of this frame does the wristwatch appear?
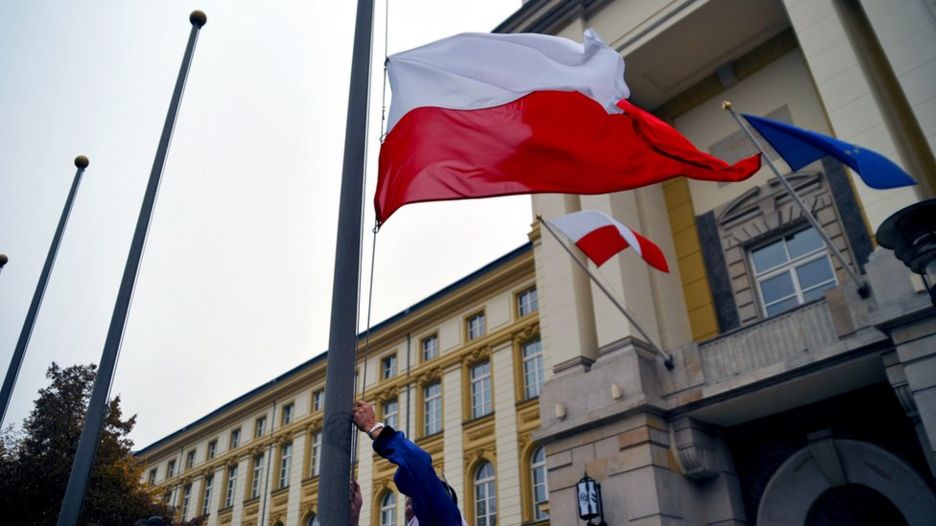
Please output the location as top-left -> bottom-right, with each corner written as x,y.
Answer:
367,422 -> 386,439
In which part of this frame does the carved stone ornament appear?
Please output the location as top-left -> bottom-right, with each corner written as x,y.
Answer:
468,345 -> 491,365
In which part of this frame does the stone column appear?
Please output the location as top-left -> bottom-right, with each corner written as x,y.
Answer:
492,339 -> 522,524
286,432 -> 306,526
442,364 -> 465,499
782,0 -> 919,228
532,194 -> 599,375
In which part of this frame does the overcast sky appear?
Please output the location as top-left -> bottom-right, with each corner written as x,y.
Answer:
0,0 -> 529,448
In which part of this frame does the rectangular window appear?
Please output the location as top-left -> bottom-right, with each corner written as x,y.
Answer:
282,403 -> 294,426
255,416 -> 266,438
225,465 -> 237,508
312,389 -> 324,411
202,474 -> 213,516
185,450 -> 196,470
148,468 -> 157,485
382,399 -> 399,430
207,439 -> 217,460
750,226 -> 837,317
467,312 -> 486,341
422,334 -> 439,361
424,382 -> 442,436
181,484 -> 192,519
230,428 -> 241,449
381,354 -> 397,380
470,361 -> 492,418
522,338 -> 545,399
311,432 -> 322,477
279,443 -> 292,488
251,452 -> 264,499
166,459 -> 176,479
518,287 -> 538,317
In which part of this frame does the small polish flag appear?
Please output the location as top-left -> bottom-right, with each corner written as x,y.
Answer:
550,210 -> 669,272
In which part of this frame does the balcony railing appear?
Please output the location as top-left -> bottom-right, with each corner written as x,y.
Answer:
698,299 -> 838,384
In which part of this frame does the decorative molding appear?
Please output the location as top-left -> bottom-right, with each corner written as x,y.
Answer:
673,417 -> 722,480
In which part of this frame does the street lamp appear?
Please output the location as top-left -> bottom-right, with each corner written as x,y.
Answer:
876,198 -> 936,305
0,254 -> 7,275
576,473 -> 606,526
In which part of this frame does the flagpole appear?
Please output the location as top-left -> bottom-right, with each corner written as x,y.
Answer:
0,155 -> 88,427
538,216 -> 675,369
318,0 -> 374,523
722,101 -> 869,297
56,12 -> 206,525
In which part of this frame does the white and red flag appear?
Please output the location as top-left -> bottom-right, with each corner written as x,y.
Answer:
549,210 -> 669,272
375,30 -> 761,224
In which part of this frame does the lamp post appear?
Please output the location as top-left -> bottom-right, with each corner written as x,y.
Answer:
876,198 -> 936,306
576,473 -> 607,526
0,254 -> 7,274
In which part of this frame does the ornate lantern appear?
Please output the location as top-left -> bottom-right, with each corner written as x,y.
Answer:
877,198 -> 936,305
576,473 -> 605,524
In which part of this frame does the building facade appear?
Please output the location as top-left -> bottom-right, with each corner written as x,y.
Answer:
498,0 -> 936,524
141,0 -> 936,524
137,245 -> 551,526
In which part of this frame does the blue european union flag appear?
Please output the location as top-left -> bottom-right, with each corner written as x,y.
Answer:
743,113 -> 916,189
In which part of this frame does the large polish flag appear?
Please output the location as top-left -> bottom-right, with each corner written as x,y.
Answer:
550,210 -> 669,272
375,30 -> 762,225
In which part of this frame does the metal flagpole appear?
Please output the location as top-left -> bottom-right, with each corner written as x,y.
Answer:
56,12 -> 206,525
538,216 -> 675,369
722,101 -> 869,297
1,155 -> 88,427
318,0 -> 374,523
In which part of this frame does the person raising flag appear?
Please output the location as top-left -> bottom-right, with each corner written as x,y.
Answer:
353,400 -> 467,525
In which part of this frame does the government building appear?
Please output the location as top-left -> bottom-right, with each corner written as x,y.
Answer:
138,0 -> 936,524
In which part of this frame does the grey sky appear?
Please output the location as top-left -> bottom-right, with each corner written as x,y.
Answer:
0,0 -> 529,448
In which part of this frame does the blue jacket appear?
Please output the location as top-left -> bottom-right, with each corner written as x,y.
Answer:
373,426 -> 463,525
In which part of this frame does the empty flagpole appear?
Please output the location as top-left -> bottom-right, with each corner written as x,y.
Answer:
722,101 -> 869,297
0,156 -> 88,427
56,12 -> 206,525
538,216 -> 675,369
317,0 -> 375,523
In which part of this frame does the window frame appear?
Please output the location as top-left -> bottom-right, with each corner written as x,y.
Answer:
466,311 -> 486,341
185,449 -> 196,470
529,445 -> 549,521
166,459 -> 176,479
224,465 -> 238,509
521,337 -> 545,400
201,473 -> 214,516
278,442 -> 293,489
381,398 -> 399,430
517,286 -> 539,318
472,461 -> 497,526
381,353 -> 398,380
423,381 -> 443,436
230,428 -> 241,450
378,491 -> 397,526
469,361 -> 493,419
282,403 -> 294,426
207,439 -> 217,460
181,483 -> 192,520
749,226 -> 838,318
312,389 -> 324,412
250,452 -> 265,499
255,416 -> 267,438
421,333 -> 439,362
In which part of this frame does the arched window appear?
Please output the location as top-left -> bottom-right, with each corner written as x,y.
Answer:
530,446 -> 549,520
380,491 -> 397,526
474,462 -> 496,526
306,513 -> 320,526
